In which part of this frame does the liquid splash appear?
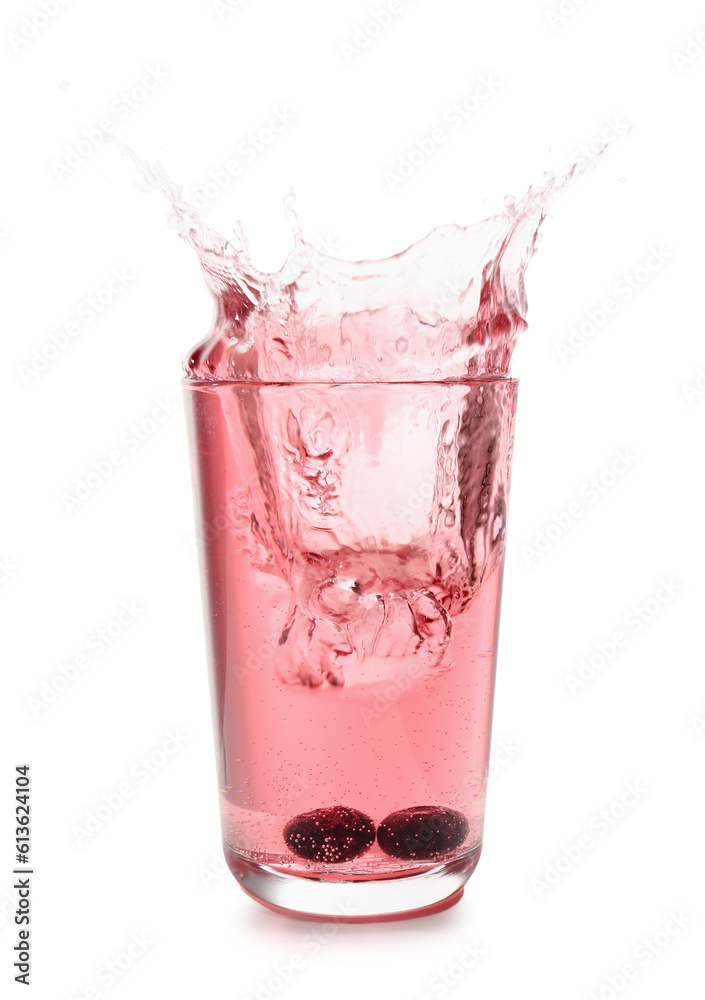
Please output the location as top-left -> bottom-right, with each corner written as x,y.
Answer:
116,138 -> 606,383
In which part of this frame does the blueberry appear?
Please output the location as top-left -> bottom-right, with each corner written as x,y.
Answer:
377,806 -> 469,859
283,806 -> 376,863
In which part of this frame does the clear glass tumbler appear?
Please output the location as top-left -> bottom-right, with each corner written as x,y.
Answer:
183,373 -> 517,920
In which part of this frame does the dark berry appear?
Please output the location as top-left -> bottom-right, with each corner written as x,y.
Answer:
283,806 -> 376,863
377,806 -> 469,859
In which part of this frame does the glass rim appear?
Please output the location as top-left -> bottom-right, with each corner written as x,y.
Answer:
181,375 -> 519,388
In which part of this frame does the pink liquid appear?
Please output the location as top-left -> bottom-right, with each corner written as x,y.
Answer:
184,378 -> 516,879
113,140 -> 601,908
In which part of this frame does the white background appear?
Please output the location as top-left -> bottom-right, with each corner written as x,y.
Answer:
3,0 -> 704,997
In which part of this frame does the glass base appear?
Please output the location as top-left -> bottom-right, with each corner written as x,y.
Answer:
225,844 -> 482,922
